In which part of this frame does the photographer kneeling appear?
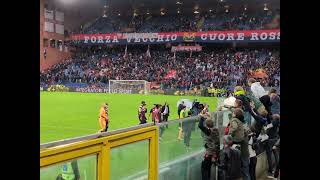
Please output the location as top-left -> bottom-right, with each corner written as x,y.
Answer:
198,108 -> 220,180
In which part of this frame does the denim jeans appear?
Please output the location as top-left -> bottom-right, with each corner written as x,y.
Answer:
241,157 -> 251,180
244,111 -> 252,126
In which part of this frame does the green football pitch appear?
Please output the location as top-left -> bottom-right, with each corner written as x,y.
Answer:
40,92 -> 218,143
40,92 -> 218,179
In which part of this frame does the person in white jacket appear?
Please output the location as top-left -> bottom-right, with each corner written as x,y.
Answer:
248,78 -> 267,99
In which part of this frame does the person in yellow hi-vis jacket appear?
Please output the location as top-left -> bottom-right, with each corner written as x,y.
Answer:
178,106 -> 188,140
56,160 -> 80,180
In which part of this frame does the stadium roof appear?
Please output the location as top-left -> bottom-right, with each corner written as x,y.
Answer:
50,0 -> 280,17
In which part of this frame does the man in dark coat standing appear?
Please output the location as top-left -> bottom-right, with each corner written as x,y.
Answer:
161,102 -> 170,128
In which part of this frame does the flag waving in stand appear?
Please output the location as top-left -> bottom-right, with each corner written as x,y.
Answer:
123,45 -> 128,59
146,45 -> 151,58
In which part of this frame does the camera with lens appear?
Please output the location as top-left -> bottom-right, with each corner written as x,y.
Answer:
191,100 -> 204,115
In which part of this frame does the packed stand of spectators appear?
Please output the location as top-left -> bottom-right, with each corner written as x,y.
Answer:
77,11 -> 279,34
202,11 -> 279,31
40,46 -> 280,90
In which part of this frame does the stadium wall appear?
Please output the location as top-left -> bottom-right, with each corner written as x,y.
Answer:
40,0 -> 71,71
40,0 -> 44,63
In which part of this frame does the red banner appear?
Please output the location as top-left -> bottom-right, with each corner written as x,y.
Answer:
70,29 -> 280,44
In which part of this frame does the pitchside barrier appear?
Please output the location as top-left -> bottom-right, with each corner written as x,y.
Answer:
40,110 -> 271,180
40,84 -> 280,96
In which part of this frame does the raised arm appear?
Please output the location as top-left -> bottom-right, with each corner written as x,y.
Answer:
198,116 -> 211,136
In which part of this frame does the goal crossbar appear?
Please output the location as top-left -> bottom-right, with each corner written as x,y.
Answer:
108,80 -> 149,94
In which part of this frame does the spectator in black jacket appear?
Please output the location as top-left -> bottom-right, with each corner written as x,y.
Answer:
198,112 -> 220,180
248,128 -> 259,180
249,104 -> 268,138
273,138 -> 280,179
219,135 -> 242,180
161,102 -> 170,128
265,114 -> 280,178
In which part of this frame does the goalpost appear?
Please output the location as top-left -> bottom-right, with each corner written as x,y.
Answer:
108,80 -> 151,94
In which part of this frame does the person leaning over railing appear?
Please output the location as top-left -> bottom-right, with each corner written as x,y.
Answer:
228,108 -> 251,180
198,108 -> 220,180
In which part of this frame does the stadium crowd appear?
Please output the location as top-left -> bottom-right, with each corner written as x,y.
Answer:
40,46 -> 280,90
71,11 -> 279,34
137,78 -> 280,180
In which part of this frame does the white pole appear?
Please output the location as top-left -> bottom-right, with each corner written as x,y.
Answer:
109,80 -> 111,94
144,81 -> 147,95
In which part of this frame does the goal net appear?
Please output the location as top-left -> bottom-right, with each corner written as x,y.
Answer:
108,80 -> 151,94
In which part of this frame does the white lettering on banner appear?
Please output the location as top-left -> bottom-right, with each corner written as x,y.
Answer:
209,34 -> 217,40
112,36 -> 119,43
236,33 -> 245,40
226,33 -> 235,40
105,36 -> 111,43
110,89 -> 132,94
165,34 -> 171,42
40,87 -> 44,91
260,32 -> 268,40
157,35 -> 164,42
171,34 -> 177,41
91,36 -> 97,43
269,32 -> 276,40
201,34 -> 208,40
98,36 -> 104,43
134,37 -> 141,42
84,36 -> 90,43
250,33 -> 259,40
218,34 -> 226,40
126,36 -> 133,43
76,88 -> 108,93
79,30 -> 280,44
